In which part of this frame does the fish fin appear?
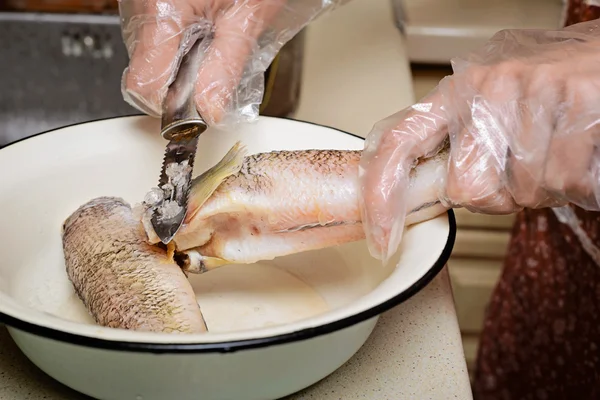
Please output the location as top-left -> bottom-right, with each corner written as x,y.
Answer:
187,141 -> 248,220
178,249 -> 231,274
166,241 -> 176,262
202,256 -> 230,269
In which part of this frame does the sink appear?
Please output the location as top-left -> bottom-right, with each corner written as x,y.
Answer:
0,12 -> 139,147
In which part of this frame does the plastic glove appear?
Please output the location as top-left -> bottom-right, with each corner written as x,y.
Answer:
359,19 -> 600,263
118,0 -> 346,128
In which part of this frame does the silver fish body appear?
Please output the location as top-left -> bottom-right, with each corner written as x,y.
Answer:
62,197 -> 207,333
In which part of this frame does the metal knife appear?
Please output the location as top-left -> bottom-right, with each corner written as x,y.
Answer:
150,32 -> 209,244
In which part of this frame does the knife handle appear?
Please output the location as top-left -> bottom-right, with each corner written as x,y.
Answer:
161,29 -> 210,141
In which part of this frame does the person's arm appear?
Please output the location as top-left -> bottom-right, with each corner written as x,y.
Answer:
359,19 -> 600,262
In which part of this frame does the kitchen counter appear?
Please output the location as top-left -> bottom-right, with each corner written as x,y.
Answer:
0,0 -> 473,398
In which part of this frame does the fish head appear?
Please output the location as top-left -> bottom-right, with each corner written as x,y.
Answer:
140,141 -> 248,247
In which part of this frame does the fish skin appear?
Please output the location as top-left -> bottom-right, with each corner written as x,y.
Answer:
170,140 -> 450,269
62,196 -> 207,333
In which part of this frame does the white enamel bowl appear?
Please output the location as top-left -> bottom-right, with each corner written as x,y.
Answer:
0,116 -> 455,400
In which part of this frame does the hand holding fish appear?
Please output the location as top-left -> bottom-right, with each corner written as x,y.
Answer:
118,0 -> 347,128
359,20 -> 600,263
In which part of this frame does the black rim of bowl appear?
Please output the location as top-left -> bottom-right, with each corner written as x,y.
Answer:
0,115 -> 456,354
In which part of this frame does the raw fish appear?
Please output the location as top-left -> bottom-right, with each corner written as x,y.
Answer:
62,197 -> 207,333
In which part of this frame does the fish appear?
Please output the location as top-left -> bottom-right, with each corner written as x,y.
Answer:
141,139 -> 450,275
62,197 -> 208,334
62,140 -> 448,333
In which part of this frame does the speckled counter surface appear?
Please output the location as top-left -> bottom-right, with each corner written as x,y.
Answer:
0,267 -> 472,400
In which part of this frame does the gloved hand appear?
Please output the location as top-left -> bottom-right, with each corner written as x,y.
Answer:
359,19 -> 600,263
118,0 -> 347,128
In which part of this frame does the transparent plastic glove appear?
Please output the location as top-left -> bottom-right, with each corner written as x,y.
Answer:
359,19 -> 600,263
118,0 -> 346,128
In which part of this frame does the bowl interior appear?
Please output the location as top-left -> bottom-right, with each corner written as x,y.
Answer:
0,116 -> 451,344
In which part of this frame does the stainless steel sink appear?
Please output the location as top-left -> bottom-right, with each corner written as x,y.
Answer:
0,12 -> 140,147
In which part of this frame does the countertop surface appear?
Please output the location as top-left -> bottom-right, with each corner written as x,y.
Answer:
0,0 -> 473,398
0,268 -> 472,400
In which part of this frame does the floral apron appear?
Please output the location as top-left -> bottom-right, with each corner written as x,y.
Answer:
472,3 -> 600,399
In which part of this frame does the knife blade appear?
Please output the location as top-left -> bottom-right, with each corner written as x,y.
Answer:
149,30 -> 209,244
